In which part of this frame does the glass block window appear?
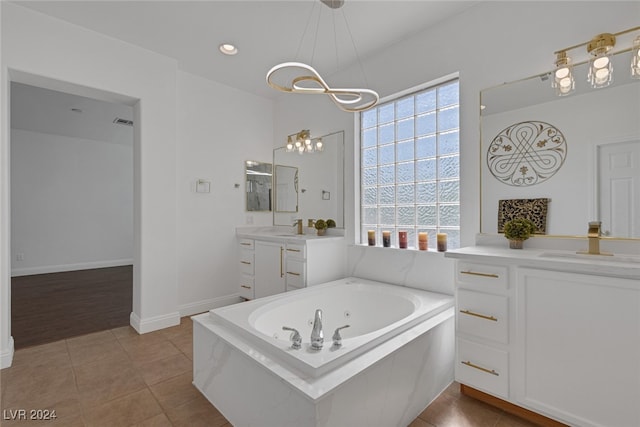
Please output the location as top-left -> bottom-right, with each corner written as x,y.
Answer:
360,79 -> 460,249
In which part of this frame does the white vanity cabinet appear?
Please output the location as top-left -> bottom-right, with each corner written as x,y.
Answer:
514,268 -> 640,427
454,261 -> 511,399
237,232 -> 346,300
447,246 -> 640,427
254,240 -> 286,299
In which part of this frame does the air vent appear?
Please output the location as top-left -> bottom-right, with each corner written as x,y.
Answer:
113,117 -> 134,126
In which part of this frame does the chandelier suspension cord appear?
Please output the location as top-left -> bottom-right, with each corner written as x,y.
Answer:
310,4 -> 323,67
340,8 -> 370,88
332,9 -> 339,73
295,1 -> 319,61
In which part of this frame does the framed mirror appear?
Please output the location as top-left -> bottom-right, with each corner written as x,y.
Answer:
480,49 -> 640,238
273,130 -> 345,227
274,165 -> 298,212
245,160 -> 272,212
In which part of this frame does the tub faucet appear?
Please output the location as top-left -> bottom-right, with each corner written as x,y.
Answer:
310,309 -> 324,350
332,325 -> 350,348
282,326 -> 301,350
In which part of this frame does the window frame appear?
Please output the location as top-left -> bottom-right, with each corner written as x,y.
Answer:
356,72 -> 460,249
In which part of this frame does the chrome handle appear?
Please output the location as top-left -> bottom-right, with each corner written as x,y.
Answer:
332,325 -> 350,348
461,360 -> 499,376
459,309 -> 498,322
240,285 -> 251,289
287,272 -> 301,276
460,270 -> 499,279
240,261 -> 251,265
282,326 -> 301,350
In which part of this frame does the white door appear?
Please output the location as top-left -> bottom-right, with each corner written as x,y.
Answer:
598,140 -> 640,238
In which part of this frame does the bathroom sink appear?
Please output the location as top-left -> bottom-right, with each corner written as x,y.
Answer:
538,251 -> 640,264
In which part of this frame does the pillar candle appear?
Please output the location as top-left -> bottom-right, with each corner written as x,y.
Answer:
437,233 -> 447,252
418,232 -> 428,251
367,230 -> 376,246
398,231 -> 408,249
382,230 -> 391,247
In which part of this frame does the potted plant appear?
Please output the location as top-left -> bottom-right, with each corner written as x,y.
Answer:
315,219 -> 328,236
326,219 -> 336,228
503,218 -> 536,249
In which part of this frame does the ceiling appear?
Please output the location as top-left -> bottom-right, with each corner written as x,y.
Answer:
14,0 -> 480,100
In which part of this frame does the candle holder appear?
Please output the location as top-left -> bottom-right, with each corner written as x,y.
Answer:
398,231 -> 408,249
437,233 -> 447,252
382,231 -> 391,247
418,232 -> 428,251
367,230 -> 376,246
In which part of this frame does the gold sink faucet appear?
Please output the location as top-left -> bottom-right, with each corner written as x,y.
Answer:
294,219 -> 304,235
578,221 -> 612,256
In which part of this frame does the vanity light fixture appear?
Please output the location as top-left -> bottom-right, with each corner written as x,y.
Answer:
552,51 -> 575,96
551,26 -> 640,95
285,130 -> 324,154
265,0 -> 378,112
632,35 -> 640,79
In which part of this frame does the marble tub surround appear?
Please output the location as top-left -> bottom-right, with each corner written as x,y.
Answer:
236,225 -> 345,242
347,244 -> 455,295
193,279 -> 456,426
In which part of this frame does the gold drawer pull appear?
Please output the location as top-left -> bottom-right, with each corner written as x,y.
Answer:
240,285 -> 252,289
461,360 -> 499,376
287,272 -> 301,276
459,309 -> 498,322
240,243 -> 252,246
460,270 -> 499,279
240,261 -> 251,265
287,248 -> 301,252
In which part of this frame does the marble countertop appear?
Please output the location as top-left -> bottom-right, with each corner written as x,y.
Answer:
236,226 -> 345,244
445,245 -> 640,280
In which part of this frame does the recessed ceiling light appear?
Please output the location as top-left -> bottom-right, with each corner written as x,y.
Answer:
219,43 -> 238,56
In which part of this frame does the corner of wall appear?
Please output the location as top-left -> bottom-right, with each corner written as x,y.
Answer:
130,311 -> 180,334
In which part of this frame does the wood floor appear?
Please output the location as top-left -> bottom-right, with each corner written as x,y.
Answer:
10,265 -> 132,349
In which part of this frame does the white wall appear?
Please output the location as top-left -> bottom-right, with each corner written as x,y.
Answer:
1,1 -> 180,367
272,1 -> 640,287
176,71 -> 274,315
10,129 -> 133,275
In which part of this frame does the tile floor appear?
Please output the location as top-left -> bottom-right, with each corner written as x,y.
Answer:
1,316 -> 537,426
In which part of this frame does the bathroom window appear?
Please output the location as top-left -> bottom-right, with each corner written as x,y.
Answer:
360,78 -> 460,249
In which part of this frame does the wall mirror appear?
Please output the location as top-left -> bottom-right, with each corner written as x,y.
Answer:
273,130 -> 345,227
245,160 -> 272,212
274,165 -> 298,213
481,49 -> 640,238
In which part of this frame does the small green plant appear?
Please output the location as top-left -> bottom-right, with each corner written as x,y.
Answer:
315,219 -> 327,230
503,218 -> 536,241
326,219 -> 336,228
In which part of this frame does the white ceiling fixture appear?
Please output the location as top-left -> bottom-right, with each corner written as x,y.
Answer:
219,43 -> 238,56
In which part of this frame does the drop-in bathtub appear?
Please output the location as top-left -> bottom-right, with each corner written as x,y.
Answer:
193,277 -> 455,427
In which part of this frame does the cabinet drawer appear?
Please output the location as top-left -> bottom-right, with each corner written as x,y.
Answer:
457,338 -> 509,399
285,244 -> 306,260
239,275 -> 254,299
238,238 -> 254,249
458,290 -> 508,344
285,259 -> 305,289
239,251 -> 254,275
457,262 -> 508,292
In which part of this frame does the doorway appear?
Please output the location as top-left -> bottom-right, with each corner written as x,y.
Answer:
9,81 -> 135,348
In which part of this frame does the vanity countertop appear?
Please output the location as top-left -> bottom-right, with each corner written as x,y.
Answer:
236,226 -> 344,244
445,245 -> 640,280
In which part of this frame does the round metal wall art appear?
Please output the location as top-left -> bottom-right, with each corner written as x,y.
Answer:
487,121 -> 567,187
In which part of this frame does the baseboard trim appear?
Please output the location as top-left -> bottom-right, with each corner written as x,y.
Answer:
460,384 -> 568,427
11,259 -> 134,277
179,294 -> 243,317
1,336 -> 15,369
130,311 -> 180,334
